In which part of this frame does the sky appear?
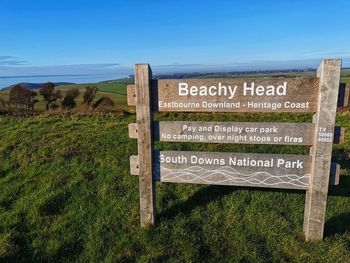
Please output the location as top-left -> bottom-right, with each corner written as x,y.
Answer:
0,0 -> 350,84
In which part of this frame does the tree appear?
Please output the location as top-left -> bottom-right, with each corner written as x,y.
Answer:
83,86 -> 98,106
93,96 -> 115,110
9,84 -> 38,110
66,88 -> 80,99
61,96 -> 76,109
61,88 -> 80,109
39,82 -> 61,110
9,84 -> 26,109
24,90 -> 39,110
0,97 -> 8,112
55,90 -> 63,103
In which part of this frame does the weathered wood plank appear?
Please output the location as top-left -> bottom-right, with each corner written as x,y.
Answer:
130,154 -> 340,185
127,85 -> 136,106
129,121 -> 345,146
346,83 -> 350,107
130,155 -> 139,175
304,59 -> 342,241
131,80 -> 350,112
333,126 -> 345,144
152,78 -> 319,113
154,121 -> 314,145
154,151 -> 312,190
337,83 -> 350,107
129,81 -> 349,109
329,162 -> 340,186
128,123 -> 138,139
135,64 -> 156,226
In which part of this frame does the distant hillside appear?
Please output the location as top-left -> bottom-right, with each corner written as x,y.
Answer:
2,68 -> 350,92
3,82 -> 75,90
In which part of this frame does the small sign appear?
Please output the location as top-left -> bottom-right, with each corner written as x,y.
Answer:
155,151 -> 311,190
154,121 -> 314,145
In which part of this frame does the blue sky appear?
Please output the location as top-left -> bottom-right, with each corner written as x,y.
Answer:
1,0 -> 350,79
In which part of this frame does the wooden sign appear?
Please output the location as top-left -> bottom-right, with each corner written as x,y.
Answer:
131,121 -> 315,145
128,60 -> 348,241
155,78 -> 319,112
128,78 -> 319,112
129,121 -> 344,145
154,151 -> 312,190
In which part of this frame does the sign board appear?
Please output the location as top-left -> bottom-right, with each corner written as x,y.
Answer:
130,121 -> 315,145
128,60 -> 348,241
155,78 -> 319,112
155,151 -> 312,190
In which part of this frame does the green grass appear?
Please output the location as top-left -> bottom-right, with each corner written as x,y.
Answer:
1,70 -> 349,113
55,80 -> 133,95
197,69 -> 350,82
0,72 -> 349,261
341,77 -> 350,83
0,112 -> 350,262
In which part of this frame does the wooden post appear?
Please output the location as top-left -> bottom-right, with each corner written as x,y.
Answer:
135,64 -> 156,226
303,59 -> 342,241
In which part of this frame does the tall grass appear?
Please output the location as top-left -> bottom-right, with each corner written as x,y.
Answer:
0,112 -> 349,262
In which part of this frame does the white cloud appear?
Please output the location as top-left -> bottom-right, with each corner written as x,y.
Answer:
0,63 -> 130,77
1,57 -> 349,79
0,56 -> 27,66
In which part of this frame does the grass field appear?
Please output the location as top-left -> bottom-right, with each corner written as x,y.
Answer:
0,79 -> 134,112
0,111 -> 349,262
0,70 -> 349,113
0,71 -> 350,262
55,79 -> 132,96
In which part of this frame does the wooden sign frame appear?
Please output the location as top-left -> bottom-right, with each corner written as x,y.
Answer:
129,60 -> 347,241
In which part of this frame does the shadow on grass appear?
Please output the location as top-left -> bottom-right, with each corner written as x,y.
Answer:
324,213 -> 350,237
158,176 -> 350,223
329,147 -> 350,197
157,184 -> 307,222
333,148 -> 350,169
331,145 -> 350,196
38,191 -> 71,216
158,185 -> 235,220
0,196 -> 18,211
156,145 -> 350,227
328,176 -> 350,197
0,168 -> 12,179
1,212 -> 34,262
159,181 -> 349,213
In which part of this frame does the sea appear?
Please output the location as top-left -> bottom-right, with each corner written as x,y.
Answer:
0,73 -> 127,89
